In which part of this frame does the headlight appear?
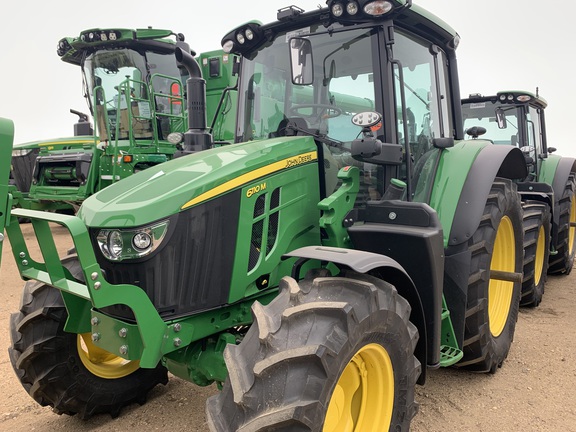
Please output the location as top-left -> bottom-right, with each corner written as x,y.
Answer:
108,230 -> 124,259
12,148 -> 34,157
97,220 -> 170,261
132,232 -> 152,250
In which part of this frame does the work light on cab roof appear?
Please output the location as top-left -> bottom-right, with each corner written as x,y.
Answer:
498,92 -> 534,104
222,1 -> 411,55
327,0 -> 409,22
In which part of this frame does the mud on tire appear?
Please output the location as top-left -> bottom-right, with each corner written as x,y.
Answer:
8,256 -> 168,419
206,269 -> 421,431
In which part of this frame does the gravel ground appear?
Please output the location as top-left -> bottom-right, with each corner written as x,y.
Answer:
1,223 -> 575,431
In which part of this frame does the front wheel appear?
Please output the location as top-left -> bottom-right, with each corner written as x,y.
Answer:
8,256 -> 168,419
206,269 -> 421,431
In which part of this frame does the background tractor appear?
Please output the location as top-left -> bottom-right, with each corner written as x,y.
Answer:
10,28 -> 237,214
462,90 -> 576,306
1,1 -> 533,430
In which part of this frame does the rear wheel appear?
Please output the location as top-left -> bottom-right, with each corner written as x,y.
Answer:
206,269 -> 420,431
8,256 -> 168,419
520,201 -> 551,307
548,175 -> 576,275
456,178 -> 523,373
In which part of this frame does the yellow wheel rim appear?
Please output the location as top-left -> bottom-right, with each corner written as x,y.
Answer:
569,197 -> 576,256
324,343 -> 394,432
78,334 -> 140,379
488,216 -> 515,337
534,225 -> 546,286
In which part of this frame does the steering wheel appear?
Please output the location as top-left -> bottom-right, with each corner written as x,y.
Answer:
288,104 -> 342,121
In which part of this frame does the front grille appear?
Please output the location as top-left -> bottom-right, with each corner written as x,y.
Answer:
11,149 -> 39,192
92,190 -> 241,320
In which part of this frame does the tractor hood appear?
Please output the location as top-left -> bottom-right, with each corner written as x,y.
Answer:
13,135 -> 94,151
78,136 -> 318,228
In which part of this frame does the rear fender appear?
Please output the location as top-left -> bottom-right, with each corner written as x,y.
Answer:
550,157 -> 576,209
548,156 -> 576,245
430,141 -> 526,247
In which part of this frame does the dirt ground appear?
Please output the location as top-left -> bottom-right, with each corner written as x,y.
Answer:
1,223 -> 575,431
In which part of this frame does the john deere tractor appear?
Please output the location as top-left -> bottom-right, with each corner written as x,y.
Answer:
10,28 -> 237,214
2,1 -> 530,430
462,90 -> 576,306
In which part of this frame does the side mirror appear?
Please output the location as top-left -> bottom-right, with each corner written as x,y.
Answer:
496,107 -> 507,129
548,147 -> 557,154
290,37 -> 313,85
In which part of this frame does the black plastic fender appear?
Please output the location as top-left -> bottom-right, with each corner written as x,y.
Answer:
448,145 -> 527,247
551,156 -> 576,228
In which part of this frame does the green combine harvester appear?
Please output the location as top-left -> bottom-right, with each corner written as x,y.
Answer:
1,1 -> 558,430
462,90 -> 576,306
10,27 -> 237,213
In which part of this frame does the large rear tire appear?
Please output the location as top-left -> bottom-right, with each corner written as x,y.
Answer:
456,178 -> 523,373
548,175 -> 576,275
206,269 -> 420,431
8,256 -> 168,419
520,201 -> 551,307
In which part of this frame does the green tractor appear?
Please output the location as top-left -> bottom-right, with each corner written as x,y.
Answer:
10,28 -> 237,213
462,90 -> 576,306
2,1 -> 531,430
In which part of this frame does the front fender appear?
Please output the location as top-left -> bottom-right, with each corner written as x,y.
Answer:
429,140 -> 526,247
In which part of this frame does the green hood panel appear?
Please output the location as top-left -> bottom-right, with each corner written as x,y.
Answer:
13,136 -> 94,150
79,136 -> 318,227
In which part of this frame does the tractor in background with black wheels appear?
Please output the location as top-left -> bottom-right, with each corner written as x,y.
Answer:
1,2 -> 531,430
462,90 -> 576,307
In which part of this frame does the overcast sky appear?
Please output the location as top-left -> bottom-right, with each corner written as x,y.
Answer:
1,1 -> 574,156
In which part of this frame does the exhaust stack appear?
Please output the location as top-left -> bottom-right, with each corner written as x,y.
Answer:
175,47 -> 212,152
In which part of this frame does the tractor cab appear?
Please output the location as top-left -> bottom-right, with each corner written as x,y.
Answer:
59,29 -> 191,144
462,90 -> 549,179
224,2 -> 459,203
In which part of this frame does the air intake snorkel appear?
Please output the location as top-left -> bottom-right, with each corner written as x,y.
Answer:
175,47 -> 213,153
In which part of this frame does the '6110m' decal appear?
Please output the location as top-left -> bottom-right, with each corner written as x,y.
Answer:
181,151 -> 318,209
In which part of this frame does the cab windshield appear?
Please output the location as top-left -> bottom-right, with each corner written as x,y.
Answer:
237,26 -> 378,144
82,48 -> 188,140
462,101 -> 520,145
